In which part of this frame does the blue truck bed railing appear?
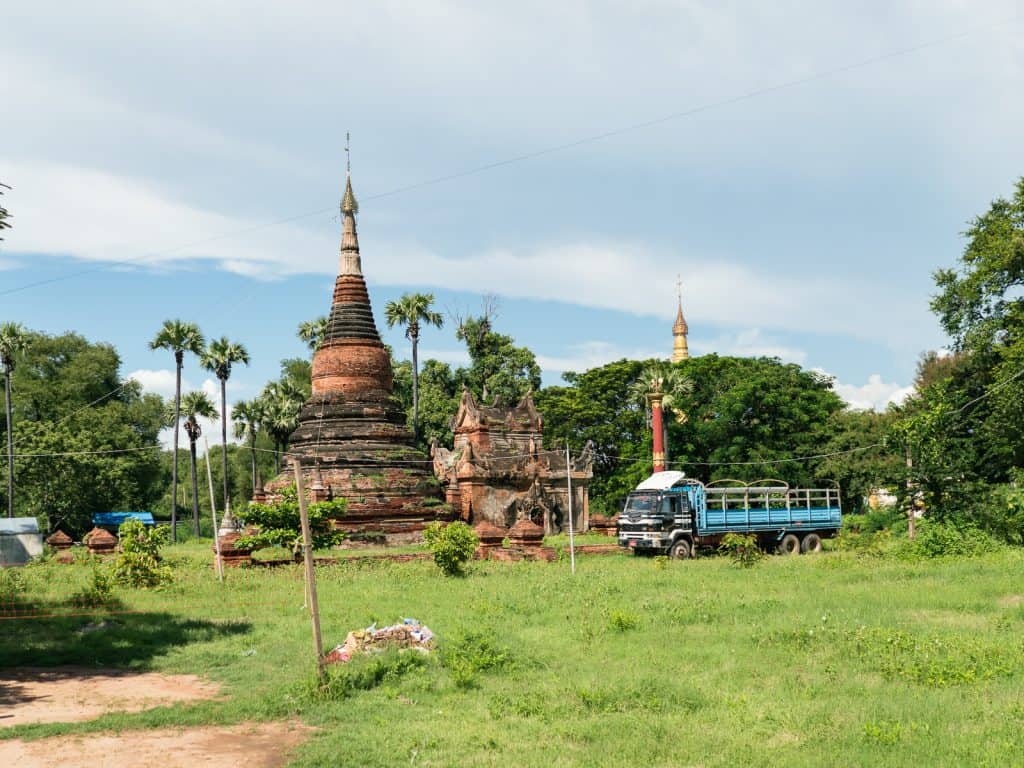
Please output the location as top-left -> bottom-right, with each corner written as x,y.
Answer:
697,483 -> 841,536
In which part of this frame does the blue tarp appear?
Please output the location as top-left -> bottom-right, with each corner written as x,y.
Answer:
92,512 -> 155,527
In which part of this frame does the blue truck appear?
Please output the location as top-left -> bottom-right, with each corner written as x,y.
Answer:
617,471 -> 842,558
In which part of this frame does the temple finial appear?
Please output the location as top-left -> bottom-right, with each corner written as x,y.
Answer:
672,273 -> 689,362
341,133 -> 358,216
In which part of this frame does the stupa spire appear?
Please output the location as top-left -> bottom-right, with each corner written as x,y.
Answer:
339,133 -> 361,275
672,275 -> 689,362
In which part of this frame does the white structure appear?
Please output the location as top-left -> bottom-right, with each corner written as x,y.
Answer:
0,518 -> 44,567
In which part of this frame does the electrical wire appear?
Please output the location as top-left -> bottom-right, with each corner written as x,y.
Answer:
1,13 -> 1017,299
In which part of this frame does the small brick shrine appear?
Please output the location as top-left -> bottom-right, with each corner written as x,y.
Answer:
431,388 -> 593,535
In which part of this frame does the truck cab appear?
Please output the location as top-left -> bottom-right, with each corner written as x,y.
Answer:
617,471 -> 701,559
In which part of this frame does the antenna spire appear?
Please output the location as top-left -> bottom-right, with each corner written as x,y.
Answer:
345,131 -> 351,175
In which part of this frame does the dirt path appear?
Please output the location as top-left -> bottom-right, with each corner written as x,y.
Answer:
0,667 -> 221,728
0,721 -> 309,768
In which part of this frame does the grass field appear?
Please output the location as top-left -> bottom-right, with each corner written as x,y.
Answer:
3,542 -> 1024,766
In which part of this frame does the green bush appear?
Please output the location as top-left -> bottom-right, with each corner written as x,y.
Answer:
422,521 -> 478,576
237,485 -> 347,555
901,521 -> 1001,559
719,533 -> 764,568
112,519 -> 172,587
70,563 -> 116,607
440,628 -> 513,689
974,472 -> 1024,545
305,648 -> 426,701
0,568 -> 26,604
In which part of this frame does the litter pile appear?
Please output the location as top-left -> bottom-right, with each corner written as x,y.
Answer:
325,618 -> 434,664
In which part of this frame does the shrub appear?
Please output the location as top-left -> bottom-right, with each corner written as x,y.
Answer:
608,609 -> 640,631
236,485 -> 347,555
70,564 -> 116,607
422,521 -> 478,576
719,533 -> 764,568
305,648 -> 426,701
901,521 -> 1001,559
440,628 -> 513,688
0,568 -> 26,604
112,519 -> 172,587
974,472 -> 1024,545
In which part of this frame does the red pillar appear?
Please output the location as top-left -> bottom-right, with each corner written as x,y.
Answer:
650,392 -> 666,472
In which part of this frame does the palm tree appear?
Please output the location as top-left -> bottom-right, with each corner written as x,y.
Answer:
0,322 -> 30,518
297,316 -> 328,352
630,362 -> 695,462
150,320 -> 205,541
201,337 -> 250,515
232,398 -> 264,496
258,382 -> 303,473
179,391 -> 219,537
384,293 -> 443,443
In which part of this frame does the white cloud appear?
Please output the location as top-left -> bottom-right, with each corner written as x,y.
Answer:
691,329 -> 807,365
833,374 -> 914,411
128,368 -> 237,453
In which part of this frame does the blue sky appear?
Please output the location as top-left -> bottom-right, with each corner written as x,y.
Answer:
3,1 -> 1023,437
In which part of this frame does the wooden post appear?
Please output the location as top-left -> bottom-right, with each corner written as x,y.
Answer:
204,437 -> 224,582
906,445 -> 915,540
293,458 -> 326,684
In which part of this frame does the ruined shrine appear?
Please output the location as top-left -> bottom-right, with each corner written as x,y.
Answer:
431,388 -> 593,535
265,171 -> 440,538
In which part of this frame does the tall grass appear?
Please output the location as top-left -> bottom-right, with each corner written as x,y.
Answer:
2,541 -> 1023,766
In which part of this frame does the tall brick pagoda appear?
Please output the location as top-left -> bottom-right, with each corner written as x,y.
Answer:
267,169 -> 440,539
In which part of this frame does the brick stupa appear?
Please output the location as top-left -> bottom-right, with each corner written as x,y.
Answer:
266,171 -> 440,539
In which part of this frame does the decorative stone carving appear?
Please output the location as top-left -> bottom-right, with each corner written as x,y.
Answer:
46,529 -> 73,550
433,388 -> 592,535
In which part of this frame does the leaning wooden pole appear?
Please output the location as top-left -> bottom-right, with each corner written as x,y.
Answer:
293,458 -> 326,684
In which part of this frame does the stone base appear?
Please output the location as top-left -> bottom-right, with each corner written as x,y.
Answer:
476,545 -> 558,562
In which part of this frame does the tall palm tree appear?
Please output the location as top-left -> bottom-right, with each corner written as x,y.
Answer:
150,320 -> 205,541
179,391 -> 218,537
258,382 -> 303,473
384,293 -> 443,443
201,337 -> 250,515
0,322 -> 30,518
232,398 -> 263,496
297,316 -> 328,352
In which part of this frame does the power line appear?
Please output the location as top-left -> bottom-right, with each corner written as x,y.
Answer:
1,13 -> 1016,300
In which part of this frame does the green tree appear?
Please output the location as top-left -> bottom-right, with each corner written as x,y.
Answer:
177,391 -> 219,537
258,381 -> 304,472
297,316 -> 328,352
455,313 -> 541,404
817,409 -> 904,514
0,322 -> 30,517
232,398 -> 263,496
7,331 -> 164,534
149,320 -> 205,541
385,293 -> 444,443
201,337 -> 250,515
536,359 -> 650,514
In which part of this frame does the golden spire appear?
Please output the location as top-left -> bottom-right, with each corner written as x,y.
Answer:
672,275 -> 689,362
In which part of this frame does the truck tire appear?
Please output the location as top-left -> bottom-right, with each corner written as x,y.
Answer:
777,533 -> 800,555
801,533 -> 822,553
669,538 -> 691,560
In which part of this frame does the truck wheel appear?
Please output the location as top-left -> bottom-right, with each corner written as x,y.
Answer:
669,539 -> 691,560
801,533 -> 822,553
777,534 -> 800,555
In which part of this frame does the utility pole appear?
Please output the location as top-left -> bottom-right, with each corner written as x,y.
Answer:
204,437 -> 224,582
905,444 -> 915,540
565,444 -> 576,575
293,458 -> 326,684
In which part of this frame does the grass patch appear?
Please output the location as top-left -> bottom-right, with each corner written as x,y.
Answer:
3,542 -> 1024,765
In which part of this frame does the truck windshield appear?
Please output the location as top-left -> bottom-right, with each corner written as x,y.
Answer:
624,494 -> 655,513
